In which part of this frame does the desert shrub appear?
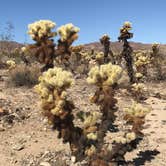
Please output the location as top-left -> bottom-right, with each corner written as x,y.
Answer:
7,64 -> 41,87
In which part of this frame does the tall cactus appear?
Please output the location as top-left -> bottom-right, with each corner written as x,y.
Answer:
100,34 -> 114,64
118,21 -> 135,83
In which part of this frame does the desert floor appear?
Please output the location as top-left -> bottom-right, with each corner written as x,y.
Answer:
0,69 -> 166,166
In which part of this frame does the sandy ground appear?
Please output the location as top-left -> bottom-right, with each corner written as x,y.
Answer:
0,69 -> 166,166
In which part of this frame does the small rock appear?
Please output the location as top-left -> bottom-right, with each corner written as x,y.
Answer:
40,162 -> 51,166
0,126 -> 5,131
71,156 -> 76,163
0,108 -> 8,116
12,144 -> 25,151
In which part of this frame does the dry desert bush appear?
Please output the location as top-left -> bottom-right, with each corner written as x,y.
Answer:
7,63 -> 41,87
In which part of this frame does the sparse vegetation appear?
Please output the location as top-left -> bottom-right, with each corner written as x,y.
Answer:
7,64 -> 41,87
0,19 -> 165,166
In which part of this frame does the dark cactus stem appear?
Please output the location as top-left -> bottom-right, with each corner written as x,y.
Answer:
122,39 -> 135,83
21,52 -> 30,66
41,62 -> 54,72
103,40 -> 110,63
118,22 -> 135,83
100,35 -> 114,64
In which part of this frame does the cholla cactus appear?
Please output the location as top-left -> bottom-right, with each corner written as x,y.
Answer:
83,112 -> 101,140
135,72 -> 143,79
26,21 -> 80,72
21,47 -> 27,53
130,83 -> 147,101
96,101 -> 150,164
87,63 -> 122,118
134,51 -> 150,78
70,45 -> 83,53
27,20 -> 56,41
87,62 -> 122,87
6,60 -> 16,70
35,67 -> 102,161
79,51 -> 92,61
85,145 -> 97,156
55,23 -> 80,69
99,102 -> 150,163
103,131 -> 137,162
150,43 -> 163,80
124,102 -> 151,136
135,52 -> 150,67
35,66 -> 152,165
20,46 -> 31,65
95,52 -> 104,60
100,34 -> 113,63
56,23 -> 80,54
57,23 -> 80,42
118,21 -> 133,42
26,20 -> 56,71
95,52 -> 104,65
35,67 -> 76,141
118,21 -> 135,83
151,43 -> 159,57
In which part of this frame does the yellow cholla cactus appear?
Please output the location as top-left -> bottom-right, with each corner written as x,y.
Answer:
101,34 -> 110,38
125,102 -> 150,118
21,46 -> 31,55
6,60 -> 16,70
135,72 -> 143,79
27,20 -> 57,40
85,145 -> 96,156
57,23 -> 80,42
134,52 -> 150,67
82,111 -> 101,141
95,52 -> 104,60
123,21 -> 132,31
36,67 -> 74,90
35,67 -> 74,116
21,46 -> 27,53
100,34 -> 110,43
125,132 -> 136,143
152,42 -> 159,48
113,136 -> 127,144
80,51 -> 92,61
83,112 -> 101,128
87,133 -> 98,141
131,83 -> 146,93
87,63 -> 122,86
70,45 -> 83,53
112,132 -> 136,144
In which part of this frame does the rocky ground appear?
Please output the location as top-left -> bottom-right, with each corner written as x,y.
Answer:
0,69 -> 166,166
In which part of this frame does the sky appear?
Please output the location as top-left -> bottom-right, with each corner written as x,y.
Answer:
0,0 -> 166,45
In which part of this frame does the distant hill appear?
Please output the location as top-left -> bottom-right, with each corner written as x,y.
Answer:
1,40 -> 166,54
84,41 -> 166,54
0,41 -> 23,53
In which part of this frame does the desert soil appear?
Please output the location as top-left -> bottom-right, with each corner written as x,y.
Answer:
0,69 -> 166,166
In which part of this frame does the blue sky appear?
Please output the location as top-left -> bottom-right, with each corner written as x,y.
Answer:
0,0 -> 166,44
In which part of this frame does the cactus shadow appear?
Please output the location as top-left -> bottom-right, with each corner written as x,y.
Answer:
132,149 -> 160,166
